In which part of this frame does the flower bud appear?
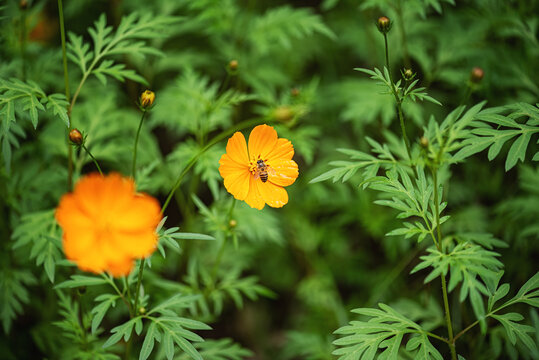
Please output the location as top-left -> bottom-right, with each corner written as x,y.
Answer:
377,16 -> 391,34
69,129 -> 84,145
228,60 -> 238,72
402,68 -> 414,81
229,219 -> 237,228
272,106 -> 294,122
291,88 -> 300,97
139,307 -> 146,314
20,0 -> 28,10
470,67 -> 484,84
140,90 -> 155,108
420,136 -> 428,148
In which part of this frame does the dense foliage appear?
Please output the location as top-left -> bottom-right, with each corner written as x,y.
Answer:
1,0 -> 538,359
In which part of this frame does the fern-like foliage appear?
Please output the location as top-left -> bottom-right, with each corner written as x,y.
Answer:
12,209 -> 63,283
0,268 -> 36,334
411,240 -> 504,330
103,295 -> 210,360
155,217 -> 215,259
360,0 -> 455,18
309,137 -> 405,185
453,103 -> 539,170
483,272 -> 539,354
67,12 -> 180,86
168,259 -> 273,319
333,303 -> 443,360
0,78 -> 69,172
54,290 -> 120,360
250,6 -> 335,54
176,338 -> 253,360
356,67 -> 441,106
150,69 -> 254,137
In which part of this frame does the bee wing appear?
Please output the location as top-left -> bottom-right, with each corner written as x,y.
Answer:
268,167 -> 277,176
253,171 -> 260,180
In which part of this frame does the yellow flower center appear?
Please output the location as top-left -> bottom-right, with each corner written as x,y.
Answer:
248,154 -> 269,175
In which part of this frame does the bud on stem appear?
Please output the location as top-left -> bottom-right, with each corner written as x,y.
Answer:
69,129 -> 84,146
377,16 -> 392,34
140,90 -> 155,109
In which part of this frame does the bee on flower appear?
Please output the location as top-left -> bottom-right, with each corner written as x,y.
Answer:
218,124 -> 299,210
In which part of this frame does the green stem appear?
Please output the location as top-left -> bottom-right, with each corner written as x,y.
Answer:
82,145 -> 103,175
160,118 -> 265,216
132,110 -> 147,181
383,33 -> 391,79
441,274 -> 457,359
383,33 -> 415,174
133,259 -> 145,316
20,6 -> 27,81
102,274 -> 132,315
432,167 -> 456,360
211,199 -> 236,285
425,331 -> 451,345
57,0 -> 73,189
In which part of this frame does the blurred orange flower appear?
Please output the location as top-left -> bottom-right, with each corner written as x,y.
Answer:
219,124 -> 299,210
55,173 -> 162,277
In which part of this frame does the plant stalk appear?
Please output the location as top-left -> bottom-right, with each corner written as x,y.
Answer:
82,145 -> 103,175
383,33 -> 415,174
57,0 -> 73,189
432,167 -> 456,359
132,110 -> 146,181
133,259 -> 145,316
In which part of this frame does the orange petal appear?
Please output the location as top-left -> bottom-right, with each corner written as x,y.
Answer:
111,230 -> 158,258
62,231 -> 96,262
244,175 -> 265,210
113,194 -> 162,232
223,169 -> 251,200
267,159 -> 299,187
266,138 -> 294,160
56,194 -> 93,230
248,125 -> 278,160
106,257 -> 134,277
219,153 -> 249,178
226,132 -> 249,164
257,180 -> 288,208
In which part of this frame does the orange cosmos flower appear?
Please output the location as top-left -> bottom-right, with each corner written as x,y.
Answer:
219,124 -> 299,210
55,173 -> 162,277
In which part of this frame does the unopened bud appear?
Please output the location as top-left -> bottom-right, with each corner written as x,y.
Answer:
139,307 -> 146,314
140,90 -> 155,108
272,106 -> 294,122
229,219 -> 237,228
402,68 -> 414,81
20,0 -> 28,10
420,136 -> 428,148
69,129 -> 83,145
291,88 -> 300,97
470,67 -> 484,84
377,16 -> 391,34
228,60 -> 238,72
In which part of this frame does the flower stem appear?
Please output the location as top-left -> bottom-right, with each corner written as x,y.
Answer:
161,118 -> 265,216
383,32 -> 415,174
132,110 -> 147,181
57,0 -> 73,190
82,145 -> 103,175
133,259 -> 145,316
211,199 -> 236,286
432,167 -> 456,360
20,6 -> 27,81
